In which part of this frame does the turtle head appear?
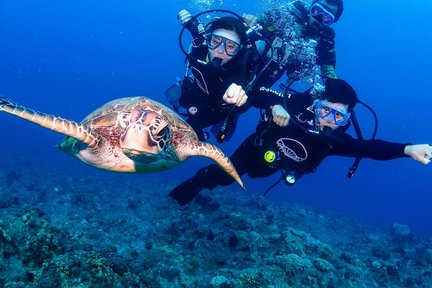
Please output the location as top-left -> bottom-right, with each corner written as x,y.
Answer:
119,109 -> 170,161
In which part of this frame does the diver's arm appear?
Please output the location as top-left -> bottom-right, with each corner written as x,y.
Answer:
248,87 -> 292,127
337,138 -> 432,165
332,134 -> 411,160
178,9 -> 205,41
316,27 -> 338,80
321,64 -> 338,80
249,86 -> 284,109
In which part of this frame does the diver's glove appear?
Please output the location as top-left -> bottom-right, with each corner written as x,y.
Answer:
178,9 -> 205,34
223,83 -> 248,107
404,144 -> 432,165
271,104 -> 290,127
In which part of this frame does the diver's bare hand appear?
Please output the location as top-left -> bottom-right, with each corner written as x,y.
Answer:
223,83 -> 248,107
271,104 -> 290,127
404,144 -> 432,165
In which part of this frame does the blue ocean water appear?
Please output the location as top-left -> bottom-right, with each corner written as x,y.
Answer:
1,0 -> 431,236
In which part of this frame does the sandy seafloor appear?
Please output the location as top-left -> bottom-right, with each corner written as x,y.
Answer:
1,152 -> 431,288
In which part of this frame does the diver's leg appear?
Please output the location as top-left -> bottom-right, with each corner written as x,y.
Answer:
169,164 -> 233,206
169,134 -> 257,205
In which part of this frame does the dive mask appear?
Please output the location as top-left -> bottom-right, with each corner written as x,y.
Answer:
310,3 -> 336,26
315,100 -> 351,126
206,34 -> 241,57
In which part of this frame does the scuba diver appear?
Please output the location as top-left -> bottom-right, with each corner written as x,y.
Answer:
243,0 -> 344,87
165,9 -> 267,142
168,78 -> 432,206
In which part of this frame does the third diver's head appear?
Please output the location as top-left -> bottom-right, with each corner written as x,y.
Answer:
309,0 -> 344,28
315,78 -> 357,131
205,16 -> 247,65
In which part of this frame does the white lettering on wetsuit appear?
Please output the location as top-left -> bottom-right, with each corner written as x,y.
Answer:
259,87 -> 289,98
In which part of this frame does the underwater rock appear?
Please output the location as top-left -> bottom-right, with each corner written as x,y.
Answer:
371,246 -> 391,260
0,208 -> 141,287
2,171 -> 432,287
391,223 -> 413,242
210,275 -> 229,287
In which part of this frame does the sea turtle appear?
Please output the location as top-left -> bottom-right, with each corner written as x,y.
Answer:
0,96 -> 243,187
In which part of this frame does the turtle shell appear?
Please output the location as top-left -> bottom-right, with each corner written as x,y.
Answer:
59,96 -> 198,173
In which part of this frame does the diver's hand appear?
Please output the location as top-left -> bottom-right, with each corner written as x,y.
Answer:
223,83 -> 248,107
178,9 -> 192,25
271,104 -> 290,127
404,144 -> 432,165
178,9 -> 204,34
243,13 -> 258,26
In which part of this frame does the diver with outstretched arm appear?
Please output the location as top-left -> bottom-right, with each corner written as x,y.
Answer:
168,79 -> 431,205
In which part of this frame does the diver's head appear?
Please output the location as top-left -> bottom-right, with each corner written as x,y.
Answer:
315,78 -> 357,131
205,17 -> 247,65
309,0 -> 344,28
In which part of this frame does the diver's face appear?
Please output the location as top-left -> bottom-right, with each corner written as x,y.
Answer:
316,101 -> 349,131
207,28 -> 241,65
309,0 -> 339,28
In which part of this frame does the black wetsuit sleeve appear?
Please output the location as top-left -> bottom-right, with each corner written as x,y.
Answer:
249,87 -> 285,108
331,134 -> 410,160
184,18 -> 205,44
316,26 -> 336,67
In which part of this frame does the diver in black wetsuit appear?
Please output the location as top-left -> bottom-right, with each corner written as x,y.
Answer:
173,10 -> 263,142
243,0 -> 344,86
169,79 -> 432,206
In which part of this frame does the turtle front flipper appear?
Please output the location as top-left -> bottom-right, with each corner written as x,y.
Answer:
0,96 -> 100,148
175,139 -> 244,188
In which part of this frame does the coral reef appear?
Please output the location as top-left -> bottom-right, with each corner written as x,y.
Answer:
1,167 -> 432,287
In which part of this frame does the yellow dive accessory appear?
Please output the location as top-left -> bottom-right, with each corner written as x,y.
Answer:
264,150 -> 276,163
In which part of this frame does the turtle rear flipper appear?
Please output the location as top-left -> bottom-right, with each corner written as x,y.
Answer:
175,139 -> 244,188
0,96 -> 100,148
